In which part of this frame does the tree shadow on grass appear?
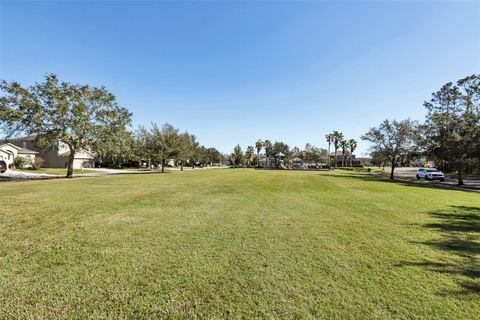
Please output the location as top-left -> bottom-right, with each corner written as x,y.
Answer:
325,170 -> 480,294
322,171 -> 386,182
397,205 -> 480,296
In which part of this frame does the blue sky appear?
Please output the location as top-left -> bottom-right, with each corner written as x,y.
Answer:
1,1 -> 479,155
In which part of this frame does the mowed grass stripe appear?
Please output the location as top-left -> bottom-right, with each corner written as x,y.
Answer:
0,169 -> 478,319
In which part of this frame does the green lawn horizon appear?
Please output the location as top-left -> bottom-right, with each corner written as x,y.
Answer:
1,169 -> 478,319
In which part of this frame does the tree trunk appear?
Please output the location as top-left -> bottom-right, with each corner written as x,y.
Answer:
257,151 -> 259,167
457,161 -> 464,186
390,159 -> 395,181
181,161 -> 184,171
327,143 -> 331,170
66,146 -> 75,178
161,159 -> 165,173
334,148 -> 338,168
350,154 -> 353,167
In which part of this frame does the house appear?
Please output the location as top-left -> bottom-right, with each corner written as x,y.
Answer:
329,152 -> 362,167
356,157 -> 373,166
7,136 -> 95,169
0,143 -> 39,168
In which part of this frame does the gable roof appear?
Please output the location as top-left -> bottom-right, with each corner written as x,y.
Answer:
5,135 -> 36,142
329,152 -> 356,156
0,143 -> 21,150
0,143 -> 38,154
17,147 -> 39,154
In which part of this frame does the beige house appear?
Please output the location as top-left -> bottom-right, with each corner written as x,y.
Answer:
0,143 -> 38,168
7,136 -> 96,169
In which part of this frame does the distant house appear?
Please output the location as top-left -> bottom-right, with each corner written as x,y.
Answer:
0,143 -> 38,168
356,157 -> 372,166
7,136 -> 95,169
329,152 -> 362,167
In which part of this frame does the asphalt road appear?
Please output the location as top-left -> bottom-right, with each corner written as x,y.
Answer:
388,167 -> 480,190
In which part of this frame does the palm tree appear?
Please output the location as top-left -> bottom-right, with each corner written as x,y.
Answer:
348,139 -> 357,167
340,139 -> 349,167
332,131 -> 344,168
255,140 -> 263,167
325,133 -> 333,169
264,140 -> 273,167
245,146 -> 255,167
344,150 -> 351,168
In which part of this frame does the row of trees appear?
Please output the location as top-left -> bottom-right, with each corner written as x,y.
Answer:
231,136 -> 360,169
325,131 -> 357,168
362,74 -> 479,185
2,73 -> 477,182
230,140 -> 328,167
136,123 -> 222,171
0,74 -> 222,177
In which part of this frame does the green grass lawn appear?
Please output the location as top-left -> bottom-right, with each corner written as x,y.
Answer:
20,168 -> 97,175
0,170 -> 478,319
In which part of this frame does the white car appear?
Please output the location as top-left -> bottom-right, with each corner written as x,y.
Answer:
416,168 -> 445,181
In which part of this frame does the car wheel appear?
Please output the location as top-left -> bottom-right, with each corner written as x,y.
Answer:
0,170 -> 5,173
416,174 -> 420,180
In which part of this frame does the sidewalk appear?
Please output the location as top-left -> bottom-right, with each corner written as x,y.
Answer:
0,166 -> 229,182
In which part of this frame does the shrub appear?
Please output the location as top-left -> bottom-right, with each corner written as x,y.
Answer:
14,156 -> 31,169
31,156 -> 45,170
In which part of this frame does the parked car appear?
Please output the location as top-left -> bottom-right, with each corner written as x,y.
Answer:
0,160 -> 7,173
416,168 -> 445,181
307,164 -> 321,170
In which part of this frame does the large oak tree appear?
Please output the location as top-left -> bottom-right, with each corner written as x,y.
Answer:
362,119 -> 418,181
0,74 -> 131,177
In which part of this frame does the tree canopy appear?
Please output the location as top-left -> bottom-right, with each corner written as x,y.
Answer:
422,74 -> 479,184
137,123 -> 185,172
362,119 -> 419,180
0,74 -> 131,177
230,144 -> 245,167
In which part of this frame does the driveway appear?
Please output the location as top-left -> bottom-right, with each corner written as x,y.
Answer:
0,170 -> 56,180
0,168 -> 146,180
